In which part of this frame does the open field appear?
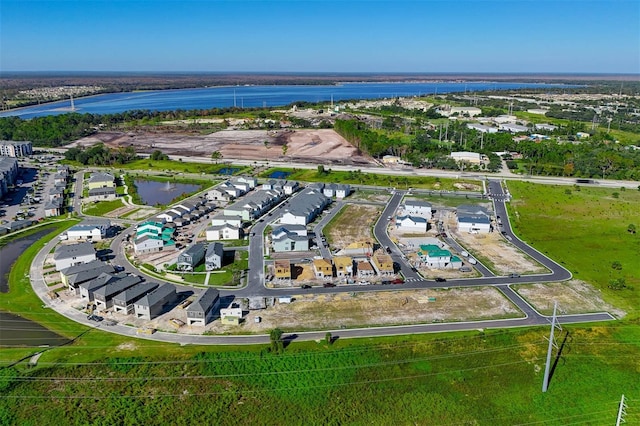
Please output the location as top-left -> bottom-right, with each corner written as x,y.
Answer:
507,181 -> 640,316
1,324 -> 639,425
82,199 -> 125,216
323,203 -> 381,248
263,167 -> 483,192
514,280 -> 624,317
230,287 -> 522,333
70,129 -> 375,166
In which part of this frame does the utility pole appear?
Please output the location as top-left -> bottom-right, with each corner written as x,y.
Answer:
542,301 -> 562,392
616,394 -> 627,426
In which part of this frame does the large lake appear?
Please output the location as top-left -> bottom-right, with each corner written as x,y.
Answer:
134,179 -> 201,206
0,228 -> 70,347
1,82 -> 572,119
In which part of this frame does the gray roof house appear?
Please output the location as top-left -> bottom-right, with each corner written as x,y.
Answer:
87,186 -> 116,201
113,282 -> 160,314
60,260 -> 114,294
133,283 -> 178,320
79,272 -> 126,301
177,243 -> 206,271
456,205 -> 492,233
53,241 -> 96,271
186,288 -> 220,326
205,242 -> 224,271
280,189 -> 330,225
93,275 -> 143,310
272,227 -> 309,252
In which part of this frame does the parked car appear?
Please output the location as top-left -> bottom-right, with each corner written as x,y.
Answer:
391,278 -> 405,284
87,314 -> 103,322
508,273 -> 520,278
435,277 -> 447,282
381,280 -> 391,285
301,284 -> 312,289
323,283 -> 336,288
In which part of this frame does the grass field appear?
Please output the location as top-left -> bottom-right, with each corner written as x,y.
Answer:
261,167 -> 482,192
1,325 -> 638,425
507,181 -> 640,316
82,199 -> 125,216
323,203 -> 381,247
118,159 -> 251,175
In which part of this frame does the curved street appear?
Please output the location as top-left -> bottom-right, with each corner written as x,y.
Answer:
28,165 -> 615,345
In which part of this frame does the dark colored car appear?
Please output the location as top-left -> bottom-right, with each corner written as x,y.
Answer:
435,277 -> 447,282
301,284 -> 312,289
87,314 -> 104,322
381,280 -> 391,285
391,278 -> 405,284
323,283 -> 336,288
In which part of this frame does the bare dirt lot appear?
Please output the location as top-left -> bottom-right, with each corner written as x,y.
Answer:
70,129 -> 375,166
445,212 -> 547,275
514,280 -> 625,317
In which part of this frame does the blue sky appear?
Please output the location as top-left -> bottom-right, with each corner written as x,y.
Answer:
1,0 -> 639,73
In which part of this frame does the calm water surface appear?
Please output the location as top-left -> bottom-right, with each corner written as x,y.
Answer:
134,179 -> 201,206
1,82 -> 572,119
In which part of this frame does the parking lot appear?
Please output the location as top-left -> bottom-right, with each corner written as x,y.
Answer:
1,157 -> 62,224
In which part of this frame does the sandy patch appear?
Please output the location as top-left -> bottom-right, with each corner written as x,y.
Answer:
514,280 -> 625,317
445,212 -> 547,275
325,204 -> 382,250
69,129 -> 376,166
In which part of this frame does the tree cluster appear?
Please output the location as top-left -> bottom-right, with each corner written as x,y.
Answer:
64,143 -> 137,166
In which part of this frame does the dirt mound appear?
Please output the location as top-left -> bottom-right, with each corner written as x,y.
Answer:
70,129 -> 376,165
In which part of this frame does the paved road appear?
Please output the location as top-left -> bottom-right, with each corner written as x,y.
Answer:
312,200 -> 344,259
26,165 -> 615,346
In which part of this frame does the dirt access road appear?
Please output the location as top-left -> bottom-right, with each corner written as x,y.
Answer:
70,129 -> 376,166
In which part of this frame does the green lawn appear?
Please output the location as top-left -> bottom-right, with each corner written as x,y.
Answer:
82,199 -> 124,216
507,181 -> 640,316
261,167 -> 482,191
118,159 -> 250,175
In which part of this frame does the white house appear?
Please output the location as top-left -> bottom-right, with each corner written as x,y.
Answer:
403,200 -> 432,220
451,151 -> 482,165
206,224 -> 242,241
66,220 -> 111,241
456,205 -> 492,233
53,242 -> 96,271
396,215 -> 428,232
210,214 -> 243,228
133,235 -> 165,254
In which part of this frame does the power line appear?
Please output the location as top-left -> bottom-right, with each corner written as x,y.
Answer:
0,359 -> 536,399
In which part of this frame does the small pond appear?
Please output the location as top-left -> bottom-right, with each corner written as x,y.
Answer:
268,171 -> 291,179
218,167 -> 240,175
134,179 -> 201,206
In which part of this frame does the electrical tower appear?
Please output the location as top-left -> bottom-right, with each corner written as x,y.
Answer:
616,394 -> 627,426
542,301 -> 562,392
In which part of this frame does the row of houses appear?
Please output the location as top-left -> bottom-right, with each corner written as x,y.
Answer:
206,176 -> 258,201
280,188 -> 331,226
274,250 -> 394,281
154,198 -> 215,227
45,165 -> 70,217
58,255 -> 221,325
